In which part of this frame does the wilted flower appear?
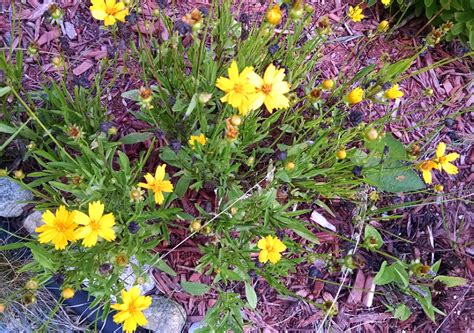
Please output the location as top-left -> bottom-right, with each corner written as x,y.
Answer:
74,201 -> 116,247
111,286 -> 152,333
35,206 -> 77,250
90,0 -> 129,26
257,235 -> 286,264
348,5 -> 365,22
138,87 -> 153,109
67,124 -> 83,140
129,186 -> 145,203
225,118 -> 239,141
52,56 -> 64,68
317,16 -> 332,35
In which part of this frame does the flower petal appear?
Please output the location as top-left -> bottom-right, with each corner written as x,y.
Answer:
258,249 -> 268,263
228,60 -> 239,81
90,9 -> 107,20
436,142 -> 446,158
441,162 -> 458,175
155,164 -> 166,181
445,152 -> 460,162
74,210 -> 91,226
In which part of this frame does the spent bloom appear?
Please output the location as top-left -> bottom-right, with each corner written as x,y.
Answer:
347,87 -> 364,104
348,5 -> 365,22
188,133 -> 207,149
74,201 -> 116,247
138,164 -> 174,205
111,286 -> 152,333
266,5 -> 282,25
129,186 -> 145,203
435,142 -> 460,175
216,60 -> 256,115
248,63 -> 290,113
90,0 -> 129,26
35,205 -> 77,250
257,235 -> 287,264
384,84 -> 404,100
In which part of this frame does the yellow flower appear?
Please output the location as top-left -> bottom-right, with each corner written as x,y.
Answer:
216,60 -> 256,115
138,164 -> 174,205
35,206 -> 77,250
188,134 -> 207,149
347,87 -> 364,104
266,5 -> 282,25
0,168 -> 8,177
381,0 -> 391,6
257,235 -> 287,264
322,79 -> 335,90
74,201 -> 116,247
62,288 -> 75,299
435,142 -> 460,175
90,0 -> 129,26
417,160 -> 438,184
111,286 -> 152,333
377,20 -> 389,32
247,63 -> 290,113
348,5 -> 365,22
384,84 -> 404,100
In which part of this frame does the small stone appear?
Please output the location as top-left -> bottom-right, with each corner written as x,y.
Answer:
0,178 -> 33,218
119,256 -> 155,296
22,210 -> 43,234
143,296 -> 186,333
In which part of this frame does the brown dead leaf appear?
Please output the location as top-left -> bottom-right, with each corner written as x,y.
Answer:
73,61 -> 93,76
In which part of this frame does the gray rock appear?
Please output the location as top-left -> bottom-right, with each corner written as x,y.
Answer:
23,210 -> 43,234
119,256 -> 155,295
188,321 -> 206,333
0,178 -> 33,218
143,296 -> 186,333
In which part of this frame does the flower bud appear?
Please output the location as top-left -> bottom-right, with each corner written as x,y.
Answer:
14,170 -> 25,180
336,149 -> 347,159
198,93 -> 212,104
62,288 -> 75,299
0,303 -> 5,313
322,79 -> 334,90
25,279 -> 38,290
230,115 -> 241,126
247,156 -> 255,166
377,20 -> 389,33
365,128 -> 379,141
190,220 -> 202,232
285,161 -> 295,171
266,5 -> 282,25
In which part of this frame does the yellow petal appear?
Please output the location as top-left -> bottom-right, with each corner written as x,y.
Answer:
158,180 -> 174,193
90,9 -> 107,20
114,8 -> 129,22
74,210 -> 91,226
272,81 -> 290,95
144,173 -> 155,185
445,152 -> 460,162
138,182 -> 151,190
274,240 -> 287,252
268,251 -> 281,264
74,226 -> 92,240
155,164 -> 166,181
436,142 -> 446,158
154,191 -> 165,204
263,64 -> 276,83
135,295 -> 152,310
42,210 -> 56,226
258,249 -> 268,263
249,92 -> 265,111
422,170 -> 432,184
257,238 -> 267,250
132,310 -> 147,326
82,231 -> 98,247
98,226 -> 116,242
247,72 -> 264,89
89,201 -> 104,221
216,77 -> 234,92
441,162 -> 458,175
106,0 -> 117,7
228,60 -> 239,81
113,310 -> 131,323
99,213 -> 115,227
104,15 -> 117,26
123,317 -> 138,333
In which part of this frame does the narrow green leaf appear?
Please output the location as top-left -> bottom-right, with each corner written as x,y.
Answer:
120,132 -> 154,144
245,282 -> 258,309
0,86 -> 11,97
434,275 -> 467,288
181,281 -> 211,296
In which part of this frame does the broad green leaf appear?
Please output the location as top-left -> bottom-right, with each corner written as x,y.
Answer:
0,122 -> 15,134
434,275 -> 467,288
245,282 -> 258,309
393,304 -> 412,321
364,225 -> 383,250
156,260 -> 177,277
364,161 -> 425,193
120,132 -> 154,144
374,261 -> 393,285
0,86 -> 11,97
174,176 -> 191,198
121,89 -> 140,101
392,262 -> 409,287
181,281 -> 211,296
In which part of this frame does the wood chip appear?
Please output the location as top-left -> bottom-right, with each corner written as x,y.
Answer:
37,29 -> 60,46
348,269 -> 365,304
72,60 -> 93,76
362,275 -> 375,308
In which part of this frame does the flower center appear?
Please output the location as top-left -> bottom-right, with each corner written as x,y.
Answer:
438,156 -> 446,164
56,223 -> 67,232
233,83 -> 244,93
420,161 -> 431,171
89,219 -> 100,231
262,84 -> 272,94
106,6 -> 119,15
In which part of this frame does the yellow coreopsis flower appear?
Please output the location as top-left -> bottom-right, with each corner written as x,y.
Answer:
417,160 -> 438,184
247,63 -> 290,113
348,5 -> 365,22
257,235 -> 287,264
384,84 -> 404,100
90,0 -> 129,26
35,206 -> 77,250
381,0 -> 391,6
74,201 -> 116,247
347,87 -> 364,104
111,286 -> 152,333
188,133 -> 207,149
138,164 -> 174,205
435,142 -> 460,175
216,60 -> 256,115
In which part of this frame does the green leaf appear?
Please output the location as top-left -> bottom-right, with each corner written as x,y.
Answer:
0,86 -> 11,97
380,58 -> 413,82
434,275 -> 467,288
364,225 -> 383,250
393,304 -> 412,321
245,282 -> 258,309
181,281 -> 211,296
156,260 -> 177,277
374,261 -> 393,285
431,259 -> 441,274
121,89 -> 140,101
391,261 -> 409,288
0,241 -> 27,251
174,176 -> 191,198
27,244 -> 55,271
120,132 -> 154,144
364,161 -> 425,193
0,122 -> 15,134
184,94 -> 198,118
